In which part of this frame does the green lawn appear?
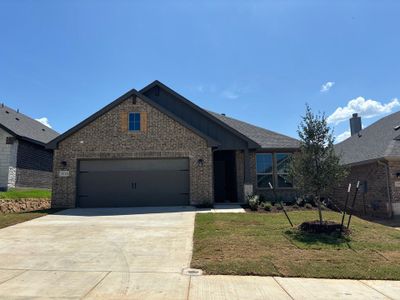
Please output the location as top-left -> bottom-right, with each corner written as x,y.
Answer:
0,209 -> 60,229
0,188 -> 51,199
191,211 -> 400,280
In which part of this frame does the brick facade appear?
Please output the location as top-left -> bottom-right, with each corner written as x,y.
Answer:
234,150 -> 297,203
15,168 -> 52,189
387,160 -> 400,216
332,161 -> 393,218
51,97 -> 213,208
235,150 -> 245,202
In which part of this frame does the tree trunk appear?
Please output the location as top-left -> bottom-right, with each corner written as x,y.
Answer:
316,196 -> 323,225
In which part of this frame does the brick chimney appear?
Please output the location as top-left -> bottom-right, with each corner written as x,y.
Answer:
350,113 -> 362,136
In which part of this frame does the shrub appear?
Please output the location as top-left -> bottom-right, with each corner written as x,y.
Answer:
248,195 -> 259,211
259,202 -> 272,211
296,197 -> 305,207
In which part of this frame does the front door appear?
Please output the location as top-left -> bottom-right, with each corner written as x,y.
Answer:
213,151 -> 237,202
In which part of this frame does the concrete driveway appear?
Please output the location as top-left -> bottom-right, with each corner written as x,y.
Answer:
0,207 -> 197,299
0,206 -> 399,299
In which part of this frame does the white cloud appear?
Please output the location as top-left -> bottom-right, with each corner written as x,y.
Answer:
320,81 -> 335,93
194,84 -> 216,93
196,85 -> 205,93
327,97 -> 400,125
221,90 -> 240,100
35,117 -> 52,128
335,130 -> 351,143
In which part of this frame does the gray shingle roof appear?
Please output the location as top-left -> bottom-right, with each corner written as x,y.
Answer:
207,111 -> 299,149
0,105 -> 59,145
334,110 -> 400,165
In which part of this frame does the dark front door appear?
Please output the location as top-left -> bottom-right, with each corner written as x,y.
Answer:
77,158 -> 189,207
213,151 -> 237,202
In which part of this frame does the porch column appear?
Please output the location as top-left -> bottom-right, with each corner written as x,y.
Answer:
243,148 -> 253,200
244,148 -> 251,183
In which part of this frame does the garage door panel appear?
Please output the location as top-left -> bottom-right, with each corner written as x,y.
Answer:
77,159 -> 190,208
80,159 -> 188,172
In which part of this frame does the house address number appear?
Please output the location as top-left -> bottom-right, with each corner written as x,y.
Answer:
59,170 -> 70,177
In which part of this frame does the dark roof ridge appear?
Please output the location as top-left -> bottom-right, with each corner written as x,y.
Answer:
335,110 -> 400,146
0,104 -> 59,145
206,110 -> 298,142
334,110 -> 400,165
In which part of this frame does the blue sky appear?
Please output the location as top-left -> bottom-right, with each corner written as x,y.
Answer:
1,1 -> 400,142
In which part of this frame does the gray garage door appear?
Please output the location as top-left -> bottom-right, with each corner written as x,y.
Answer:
77,158 -> 189,207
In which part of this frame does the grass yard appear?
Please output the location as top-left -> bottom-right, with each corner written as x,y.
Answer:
192,211 -> 400,280
0,209 -> 60,229
0,188 -> 51,199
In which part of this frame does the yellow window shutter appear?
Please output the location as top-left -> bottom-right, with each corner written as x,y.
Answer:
120,112 -> 128,132
141,112 -> 148,132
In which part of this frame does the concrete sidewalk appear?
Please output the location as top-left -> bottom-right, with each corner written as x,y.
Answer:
0,207 -> 398,299
188,275 -> 400,300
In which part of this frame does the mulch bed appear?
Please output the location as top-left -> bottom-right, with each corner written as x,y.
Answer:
299,220 -> 349,234
243,205 -> 319,214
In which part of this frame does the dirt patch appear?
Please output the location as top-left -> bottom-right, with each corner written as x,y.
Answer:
0,198 -> 51,214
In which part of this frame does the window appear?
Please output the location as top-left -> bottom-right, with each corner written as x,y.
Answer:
256,153 -> 273,188
256,153 -> 293,188
276,153 -> 293,187
128,112 -> 141,131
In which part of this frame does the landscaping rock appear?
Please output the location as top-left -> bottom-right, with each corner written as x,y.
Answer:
0,198 -> 50,214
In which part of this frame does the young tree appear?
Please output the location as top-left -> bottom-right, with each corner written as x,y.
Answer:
289,105 -> 348,225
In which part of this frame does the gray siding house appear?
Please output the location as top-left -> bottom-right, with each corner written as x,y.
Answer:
334,112 -> 400,218
0,105 -> 59,190
48,81 -> 299,208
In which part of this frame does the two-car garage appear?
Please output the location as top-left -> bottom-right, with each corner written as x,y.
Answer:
77,158 -> 190,207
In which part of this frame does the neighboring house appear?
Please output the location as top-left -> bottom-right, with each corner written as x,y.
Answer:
48,81 -> 299,208
334,112 -> 400,218
0,105 -> 59,190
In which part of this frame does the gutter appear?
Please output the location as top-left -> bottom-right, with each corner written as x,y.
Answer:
377,160 -> 394,218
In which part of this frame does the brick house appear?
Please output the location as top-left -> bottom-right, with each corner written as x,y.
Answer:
0,105 -> 59,190
334,112 -> 400,218
48,81 -> 299,208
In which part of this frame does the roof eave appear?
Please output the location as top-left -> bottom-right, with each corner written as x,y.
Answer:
46,88 -> 221,149
0,123 -> 48,147
257,146 -> 299,152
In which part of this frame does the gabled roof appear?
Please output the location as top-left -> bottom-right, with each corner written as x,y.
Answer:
335,110 -> 400,165
47,89 -> 220,149
48,80 -> 299,150
0,104 -> 59,146
207,111 -> 299,150
140,80 -> 261,149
